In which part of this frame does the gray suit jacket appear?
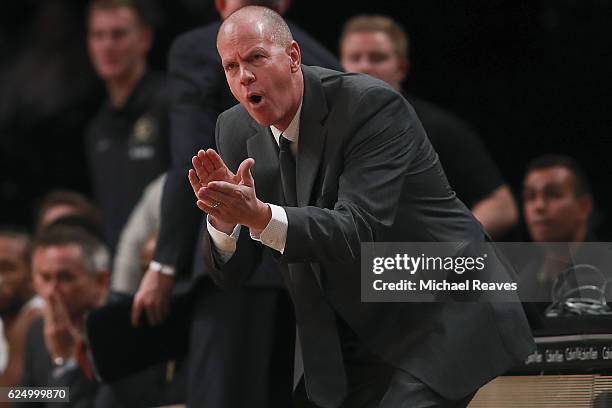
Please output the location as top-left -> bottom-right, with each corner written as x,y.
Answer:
204,65 -> 534,399
154,21 -> 341,290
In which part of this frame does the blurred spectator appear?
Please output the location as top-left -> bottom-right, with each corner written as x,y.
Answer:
111,173 -> 165,295
35,190 -> 102,235
84,0 -> 169,253
0,228 -> 41,390
21,223 -> 109,407
518,154 -> 597,315
0,1 -> 104,227
339,14 -> 518,239
523,154 -> 594,243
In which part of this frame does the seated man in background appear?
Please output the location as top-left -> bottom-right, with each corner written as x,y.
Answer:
523,154 -> 594,244
520,154 -> 595,301
0,228 -> 41,390
20,223 -> 110,407
339,14 -> 518,239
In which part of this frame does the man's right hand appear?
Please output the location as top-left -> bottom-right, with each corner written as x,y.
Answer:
189,148 -> 239,189
131,269 -> 175,327
189,148 -> 243,234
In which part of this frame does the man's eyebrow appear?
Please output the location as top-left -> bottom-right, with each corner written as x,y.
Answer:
221,57 -> 236,66
244,47 -> 267,57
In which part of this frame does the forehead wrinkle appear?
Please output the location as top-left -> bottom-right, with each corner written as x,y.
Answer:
219,21 -> 264,54
219,25 -> 282,66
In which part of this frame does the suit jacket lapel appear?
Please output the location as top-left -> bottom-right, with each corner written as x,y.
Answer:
297,66 -> 328,207
246,122 -> 283,205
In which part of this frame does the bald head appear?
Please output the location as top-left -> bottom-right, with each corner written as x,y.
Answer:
218,6 -> 293,51
216,5 -> 303,131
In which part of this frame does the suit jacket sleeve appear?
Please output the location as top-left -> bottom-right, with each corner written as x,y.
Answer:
283,86 -> 418,263
152,29 -> 230,277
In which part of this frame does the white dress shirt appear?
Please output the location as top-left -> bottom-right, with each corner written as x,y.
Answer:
206,101 -> 302,262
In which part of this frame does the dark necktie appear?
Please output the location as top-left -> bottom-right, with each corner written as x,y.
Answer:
278,135 -> 298,207
278,135 -> 348,408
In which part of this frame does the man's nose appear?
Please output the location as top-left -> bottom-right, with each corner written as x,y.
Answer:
42,280 -> 59,298
355,59 -> 374,75
94,34 -> 113,48
239,66 -> 255,86
533,195 -> 547,212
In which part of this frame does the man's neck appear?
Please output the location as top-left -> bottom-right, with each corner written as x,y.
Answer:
274,71 -> 304,132
106,62 -> 146,109
573,224 -> 588,242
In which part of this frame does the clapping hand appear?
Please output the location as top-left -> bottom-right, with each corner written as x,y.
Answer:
188,149 -> 271,233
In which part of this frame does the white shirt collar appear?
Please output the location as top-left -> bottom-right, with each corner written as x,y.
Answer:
270,100 -> 302,149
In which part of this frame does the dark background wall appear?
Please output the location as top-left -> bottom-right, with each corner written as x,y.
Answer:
0,0 -> 610,237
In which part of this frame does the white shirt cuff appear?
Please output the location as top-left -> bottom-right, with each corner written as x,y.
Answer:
207,216 -> 240,263
250,204 -> 287,253
149,261 -> 176,276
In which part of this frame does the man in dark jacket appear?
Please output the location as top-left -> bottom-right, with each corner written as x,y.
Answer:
191,7 -> 534,407
131,1 -> 341,406
84,0 -> 169,253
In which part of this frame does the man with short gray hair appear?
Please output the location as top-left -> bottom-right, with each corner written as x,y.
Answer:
20,224 -> 110,407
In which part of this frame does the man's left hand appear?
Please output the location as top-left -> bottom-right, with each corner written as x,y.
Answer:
196,158 -> 272,231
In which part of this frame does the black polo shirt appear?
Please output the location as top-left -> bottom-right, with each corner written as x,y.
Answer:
406,95 -> 505,209
85,71 -> 169,252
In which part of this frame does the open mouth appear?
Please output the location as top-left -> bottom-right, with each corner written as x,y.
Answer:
249,94 -> 263,104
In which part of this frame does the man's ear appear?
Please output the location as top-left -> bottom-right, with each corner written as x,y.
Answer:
289,41 -> 301,72
140,26 -> 153,55
96,270 -> 110,293
577,195 -> 593,221
397,58 -> 409,83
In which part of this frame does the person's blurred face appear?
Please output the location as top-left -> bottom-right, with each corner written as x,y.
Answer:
32,245 -> 105,322
341,31 -> 406,91
87,6 -> 151,83
217,20 -> 301,130
0,236 -> 30,315
523,166 -> 592,242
